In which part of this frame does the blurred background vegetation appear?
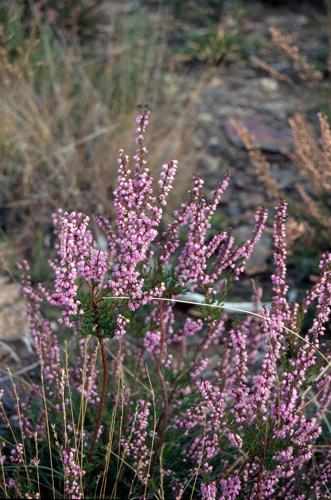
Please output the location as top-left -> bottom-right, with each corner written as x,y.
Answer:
0,0 -> 330,294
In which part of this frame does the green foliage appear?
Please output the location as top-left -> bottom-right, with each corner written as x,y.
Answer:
74,290 -> 126,338
182,25 -> 248,66
240,422 -> 291,472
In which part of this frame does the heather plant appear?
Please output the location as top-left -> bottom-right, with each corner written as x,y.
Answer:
0,112 -> 330,499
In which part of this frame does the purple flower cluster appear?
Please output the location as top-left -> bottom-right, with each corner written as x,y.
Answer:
50,210 -> 107,326
23,111 -> 270,334
169,203 -> 331,498
114,314 -> 130,340
10,443 -> 24,464
19,260 -> 61,395
8,112 -> 330,499
62,448 -> 85,499
109,112 -> 177,306
122,399 -> 151,485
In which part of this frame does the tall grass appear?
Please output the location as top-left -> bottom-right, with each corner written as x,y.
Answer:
0,3 -> 167,250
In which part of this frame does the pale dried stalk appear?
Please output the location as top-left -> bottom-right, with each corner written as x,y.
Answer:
295,184 -> 324,222
269,26 -> 323,84
296,184 -> 331,231
290,112 -> 331,238
250,55 -> 292,83
229,118 -> 281,200
289,114 -> 325,194
290,113 -> 331,229
318,112 -> 331,186
233,110 -> 331,243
